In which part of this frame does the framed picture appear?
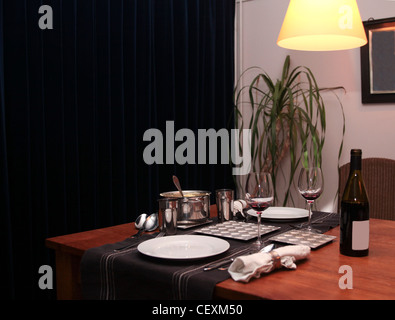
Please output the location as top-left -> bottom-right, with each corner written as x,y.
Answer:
360,17 -> 395,104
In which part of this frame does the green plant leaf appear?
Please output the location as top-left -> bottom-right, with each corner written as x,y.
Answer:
233,55 -> 345,206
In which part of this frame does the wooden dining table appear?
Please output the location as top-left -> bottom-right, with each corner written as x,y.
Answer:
45,205 -> 395,300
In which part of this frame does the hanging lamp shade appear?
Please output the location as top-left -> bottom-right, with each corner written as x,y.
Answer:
277,0 -> 367,51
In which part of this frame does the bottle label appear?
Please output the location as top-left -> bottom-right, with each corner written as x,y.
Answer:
352,220 -> 369,250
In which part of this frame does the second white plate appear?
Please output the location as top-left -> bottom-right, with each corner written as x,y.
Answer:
247,206 -> 309,221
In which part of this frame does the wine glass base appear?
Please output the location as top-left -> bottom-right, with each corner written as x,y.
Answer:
252,240 -> 262,250
303,226 -> 322,234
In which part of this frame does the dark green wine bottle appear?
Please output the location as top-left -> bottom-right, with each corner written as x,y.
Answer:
340,149 -> 369,257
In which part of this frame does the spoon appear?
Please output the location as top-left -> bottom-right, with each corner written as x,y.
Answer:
135,213 -> 147,229
144,213 -> 159,232
133,213 -> 158,237
172,175 -> 184,198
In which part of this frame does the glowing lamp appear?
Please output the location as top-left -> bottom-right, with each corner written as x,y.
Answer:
277,0 -> 367,51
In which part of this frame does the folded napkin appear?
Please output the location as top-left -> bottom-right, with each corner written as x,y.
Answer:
233,200 -> 247,217
228,245 -> 310,282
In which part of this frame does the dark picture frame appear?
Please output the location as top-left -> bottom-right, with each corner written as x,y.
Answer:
360,17 -> 395,104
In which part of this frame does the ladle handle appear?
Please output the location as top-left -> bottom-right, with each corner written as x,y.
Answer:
172,175 -> 184,198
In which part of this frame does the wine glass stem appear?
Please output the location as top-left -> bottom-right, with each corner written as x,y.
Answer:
257,212 -> 261,245
307,201 -> 313,231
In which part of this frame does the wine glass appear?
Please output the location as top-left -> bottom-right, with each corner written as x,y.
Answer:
297,167 -> 324,233
244,172 -> 274,250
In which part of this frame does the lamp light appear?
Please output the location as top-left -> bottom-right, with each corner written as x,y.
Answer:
277,0 -> 367,51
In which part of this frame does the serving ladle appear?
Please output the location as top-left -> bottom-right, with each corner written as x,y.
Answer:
173,175 -> 189,213
172,175 -> 184,198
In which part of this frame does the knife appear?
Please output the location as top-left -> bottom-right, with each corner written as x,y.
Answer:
203,258 -> 234,272
203,243 -> 275,271
261,243 -> 274,253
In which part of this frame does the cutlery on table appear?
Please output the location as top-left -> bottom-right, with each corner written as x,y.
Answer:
113,213 -> 159,252
203,243 -> 275,271
155,231 -> 165,238
203,259 -> 235,271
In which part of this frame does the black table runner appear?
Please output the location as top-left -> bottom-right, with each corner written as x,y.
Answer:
80,211 -> 339,300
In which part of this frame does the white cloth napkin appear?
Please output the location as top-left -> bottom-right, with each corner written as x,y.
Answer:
228,245 -> 311,282
233,200 -> 247,217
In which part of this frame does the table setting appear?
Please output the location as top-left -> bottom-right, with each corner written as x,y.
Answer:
80,173 -> 339,300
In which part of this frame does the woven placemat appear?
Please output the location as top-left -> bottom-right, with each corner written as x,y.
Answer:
269,229 -> 336,248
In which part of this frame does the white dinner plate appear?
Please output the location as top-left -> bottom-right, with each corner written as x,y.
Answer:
137,235 -> 230,260
247,206 -> 309,221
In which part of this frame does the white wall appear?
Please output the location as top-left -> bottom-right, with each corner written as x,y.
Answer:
238,0 -> 395,212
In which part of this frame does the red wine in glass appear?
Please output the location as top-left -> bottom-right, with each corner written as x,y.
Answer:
249,197 -> 272,211
297,167 -> 324,233
300,189 -> 322,202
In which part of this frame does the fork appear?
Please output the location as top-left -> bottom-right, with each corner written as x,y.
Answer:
113,230 -> 165,252
155,231 -> 165,238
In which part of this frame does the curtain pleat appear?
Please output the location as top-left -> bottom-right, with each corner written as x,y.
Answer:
0,0 -> 15,299
1,0 -> 235,299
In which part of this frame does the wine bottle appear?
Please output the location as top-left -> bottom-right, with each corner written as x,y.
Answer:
340,149 -> 370,257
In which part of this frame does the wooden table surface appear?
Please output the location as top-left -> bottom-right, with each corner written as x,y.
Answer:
46,206 -> 395,300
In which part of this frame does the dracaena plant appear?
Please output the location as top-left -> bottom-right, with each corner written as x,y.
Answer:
234,55 -> 345,206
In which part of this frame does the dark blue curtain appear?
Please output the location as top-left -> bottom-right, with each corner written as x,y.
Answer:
0,0 -> 234,299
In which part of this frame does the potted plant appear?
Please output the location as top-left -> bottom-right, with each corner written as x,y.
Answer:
233,55 -> 344,206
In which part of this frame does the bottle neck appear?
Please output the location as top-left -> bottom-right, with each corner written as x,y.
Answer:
350,155 -> 361,171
